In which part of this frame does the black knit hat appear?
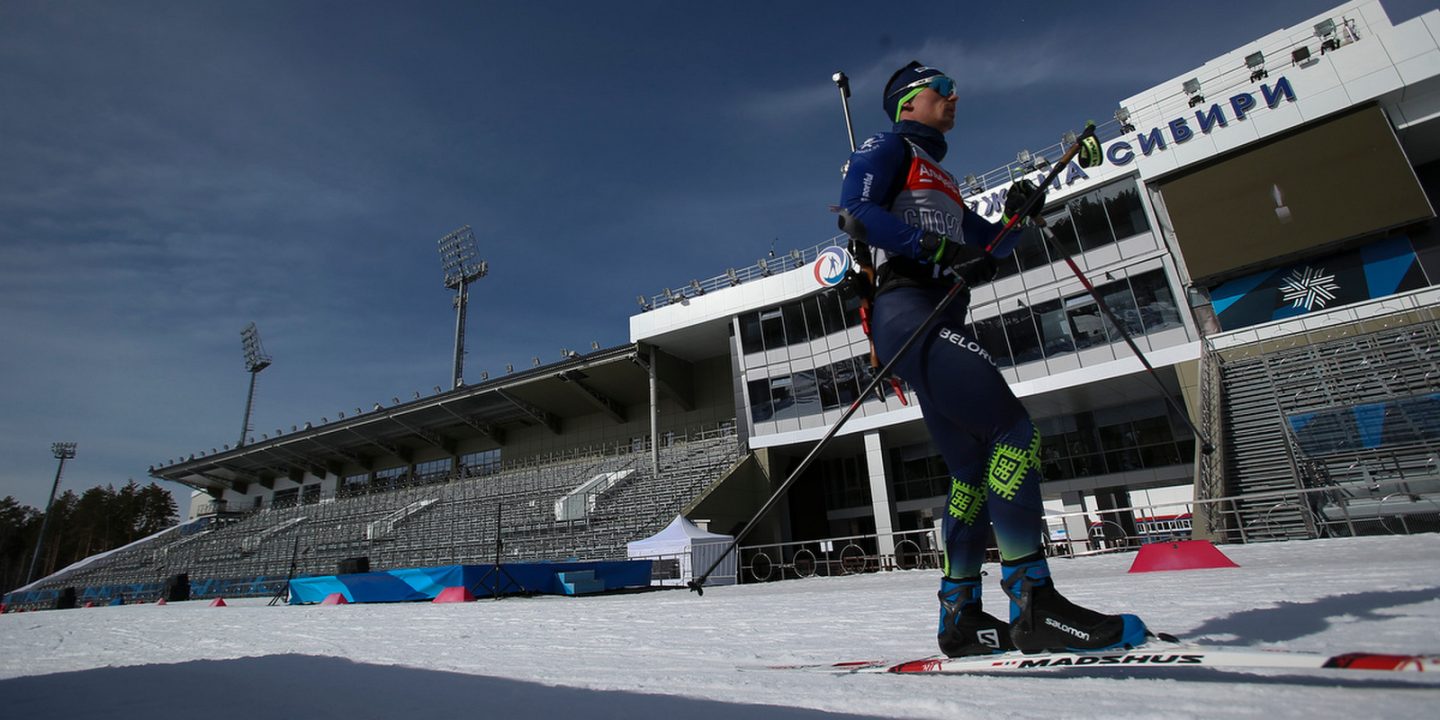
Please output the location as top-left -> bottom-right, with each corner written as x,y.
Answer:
883,61 -> 945,122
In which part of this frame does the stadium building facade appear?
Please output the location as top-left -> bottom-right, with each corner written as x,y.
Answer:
12,1 -> 1430,607
631,0 -> 1440,554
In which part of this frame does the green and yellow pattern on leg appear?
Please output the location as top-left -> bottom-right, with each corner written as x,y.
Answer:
946,478 -> 985,525
986,427 -> 1042,501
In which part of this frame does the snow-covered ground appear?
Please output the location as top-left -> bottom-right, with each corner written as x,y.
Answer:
3,535 -> 1438,719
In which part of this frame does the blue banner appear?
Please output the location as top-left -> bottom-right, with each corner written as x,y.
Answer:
1210,236 -> 1428,331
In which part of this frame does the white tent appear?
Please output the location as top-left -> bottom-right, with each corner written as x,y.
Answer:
626,515 -> 736,587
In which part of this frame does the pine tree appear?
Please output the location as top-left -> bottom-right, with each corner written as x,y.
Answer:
0,497 -> 42,593
0,483 -> 180,594
136,483 -> 179,537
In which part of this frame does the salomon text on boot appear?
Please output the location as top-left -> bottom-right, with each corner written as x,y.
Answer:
937,576 -> 1015,657
999,555 -> 1147,654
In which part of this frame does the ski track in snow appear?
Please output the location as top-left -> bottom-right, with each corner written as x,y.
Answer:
3,535 -> 1439,719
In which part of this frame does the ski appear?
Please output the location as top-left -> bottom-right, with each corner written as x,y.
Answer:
761,645 -> 1440,675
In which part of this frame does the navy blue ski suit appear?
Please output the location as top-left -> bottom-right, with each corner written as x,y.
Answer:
839,120 -> 1046,578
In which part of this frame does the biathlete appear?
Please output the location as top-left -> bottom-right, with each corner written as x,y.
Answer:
838,61 -> 1147,656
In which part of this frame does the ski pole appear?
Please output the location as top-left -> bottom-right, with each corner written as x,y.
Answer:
833,69 -> 893,403
688,124 -> 1099,594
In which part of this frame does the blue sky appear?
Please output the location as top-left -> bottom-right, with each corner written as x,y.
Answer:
2,0 -> 1432,513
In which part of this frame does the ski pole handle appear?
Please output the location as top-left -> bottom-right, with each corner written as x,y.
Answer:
986,122 -> 1098,249
833,71 -> 857,153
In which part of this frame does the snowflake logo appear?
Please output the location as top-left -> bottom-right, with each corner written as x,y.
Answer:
1279,266 -> 1340,311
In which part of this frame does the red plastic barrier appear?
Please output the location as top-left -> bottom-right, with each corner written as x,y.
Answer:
155,598 -> 167,606
209,598 -> 228,607
1129,540 -> 1239,573
321,593 -> 350,605
433,586 -> 475,603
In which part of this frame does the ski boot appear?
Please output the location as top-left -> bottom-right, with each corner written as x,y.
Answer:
937,576 -> 1015,657
1000,555 -> 1147,654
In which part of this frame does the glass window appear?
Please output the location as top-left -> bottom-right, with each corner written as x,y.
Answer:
273,488 -> 299,508
890,444 -> 951,503
1131,415 -> 1176,446
992,251 -> 1021,279
461,448 -> 501,476
375,466 -> 407,488
739,312 -> 763,354
1068,191 -> 1114,251
1174,437 -> 1196,461
1060,427 -> 1105,477
1104,446 -> 1143,472
759,308 -> 785,350
1035,408 -> 1198,480
748,378 -> 773,423
1003,306 -> 1043,365
841,292 -> 865,328
792,370 -> 822,417
1130,270 -> 1182,333
1097,278 -> 1144,337
1100,180 -> 1150,239
1134,413 -> 1184,469
769,375 -> 797,421
802,296 -> 825,342
832,357 -> 860,407
415,458 -> 451,475
815,364 -> 840,410
854,356 -> 883,404
1071,450 -> 1104,477
1064,295 -> 1109,350
974,316 -> 1012,368
1099,422 -> 1143,473
1032,298 -> 1075,358
818,291 -> 846,336
1041,439 -> 1074,480
782,302 -> 808,345
1013,226 -> 1051,271
1044,208 -> 1081,260
1140,443 -> 1182,467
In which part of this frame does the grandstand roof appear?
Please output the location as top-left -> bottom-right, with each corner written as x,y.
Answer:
149,343 -> 664,495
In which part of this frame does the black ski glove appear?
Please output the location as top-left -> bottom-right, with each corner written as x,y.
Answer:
920,232 -> 996,286
1003,178 -> 1048,225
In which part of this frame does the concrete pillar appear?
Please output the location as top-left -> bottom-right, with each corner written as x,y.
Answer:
863,432 -> 896,560
648,349 -> 660,476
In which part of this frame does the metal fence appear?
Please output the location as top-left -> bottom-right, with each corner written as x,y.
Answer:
733,481 -> 1440,584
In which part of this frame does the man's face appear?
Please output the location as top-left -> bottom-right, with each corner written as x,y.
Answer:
907,86 -> 957,133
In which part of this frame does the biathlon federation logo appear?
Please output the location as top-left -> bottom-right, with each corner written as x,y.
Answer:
814,246 -> 852,288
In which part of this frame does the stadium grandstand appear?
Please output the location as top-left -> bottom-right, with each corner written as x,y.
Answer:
6,0 -> 1440,609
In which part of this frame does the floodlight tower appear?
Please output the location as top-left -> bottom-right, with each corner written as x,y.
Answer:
238,322 -> 272,448
26,442 -> 76,584
438,225 -> 489,389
